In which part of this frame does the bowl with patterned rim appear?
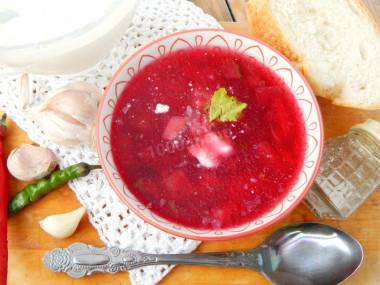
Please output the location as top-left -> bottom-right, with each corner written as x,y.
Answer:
96,29 -> 324,241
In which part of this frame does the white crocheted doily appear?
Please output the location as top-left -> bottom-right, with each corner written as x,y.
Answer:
0,1 -> 221,284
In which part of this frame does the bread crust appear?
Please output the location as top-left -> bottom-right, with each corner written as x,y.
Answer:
246,0 -> 302,63
246,0 -> 380,109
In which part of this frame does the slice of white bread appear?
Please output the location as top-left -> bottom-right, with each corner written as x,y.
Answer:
246,0 -> 380,109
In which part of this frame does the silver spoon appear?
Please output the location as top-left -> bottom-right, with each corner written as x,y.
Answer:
42,222 -> 363,284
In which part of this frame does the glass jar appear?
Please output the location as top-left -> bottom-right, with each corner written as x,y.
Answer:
304,119 -> 380,219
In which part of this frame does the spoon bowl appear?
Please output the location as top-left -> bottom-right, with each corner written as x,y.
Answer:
253,223 -> 363,284
43,222 -> 363,284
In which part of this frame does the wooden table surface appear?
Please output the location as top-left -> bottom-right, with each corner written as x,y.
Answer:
4,1 -> 380,285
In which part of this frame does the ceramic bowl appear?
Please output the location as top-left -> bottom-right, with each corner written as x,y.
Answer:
96,29 -> 324,241
0,0 -> 139,74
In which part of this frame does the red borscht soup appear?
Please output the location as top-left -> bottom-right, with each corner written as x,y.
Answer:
110,46 -> 306,230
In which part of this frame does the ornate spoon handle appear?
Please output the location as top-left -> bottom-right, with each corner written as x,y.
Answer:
43,242 -> 261,278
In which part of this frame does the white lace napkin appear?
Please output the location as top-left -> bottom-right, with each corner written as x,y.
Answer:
0,1 -> 221,284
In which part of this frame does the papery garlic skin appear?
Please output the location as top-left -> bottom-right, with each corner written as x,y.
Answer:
34,81 -> 101,147
7,144 -> 58,181
37,108 -> 92,147
39,207 -> 86,238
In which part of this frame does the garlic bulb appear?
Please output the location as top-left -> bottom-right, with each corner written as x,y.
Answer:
7,144 -> 58,181
34,82 -> 101,147
39,207 -> 86,238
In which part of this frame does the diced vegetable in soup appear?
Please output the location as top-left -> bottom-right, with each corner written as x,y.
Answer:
110,46 -> 306,230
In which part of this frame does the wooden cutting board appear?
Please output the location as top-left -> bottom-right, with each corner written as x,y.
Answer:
4,5 -> 380,285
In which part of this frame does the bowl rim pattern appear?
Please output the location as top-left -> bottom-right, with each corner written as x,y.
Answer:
96,28 -> 324,241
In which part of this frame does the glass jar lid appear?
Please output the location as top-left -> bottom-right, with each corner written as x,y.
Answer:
351,119 -> 380,142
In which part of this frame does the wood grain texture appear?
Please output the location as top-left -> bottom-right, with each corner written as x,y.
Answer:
363,0 -> 380,24
227,0 -> 249,22
3,1 -> 380,284
191,0 -> 234,21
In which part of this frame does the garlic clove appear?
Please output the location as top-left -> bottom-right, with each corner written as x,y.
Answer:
19,73 -> 30,111
43,81 -> 101,103
68,81 -> 101,101
44,90 -> 98,124
33,81 -> 101,148
39,207 -> 87,239
36,109 -> 92,147
7,144 -> 58,181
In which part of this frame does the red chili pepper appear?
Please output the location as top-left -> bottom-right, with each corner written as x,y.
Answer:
0,113 -> 8,285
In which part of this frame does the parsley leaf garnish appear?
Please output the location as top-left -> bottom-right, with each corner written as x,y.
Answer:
209,88 -> 247,122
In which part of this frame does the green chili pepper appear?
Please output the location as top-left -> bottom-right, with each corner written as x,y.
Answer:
8,162 -> 101,216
